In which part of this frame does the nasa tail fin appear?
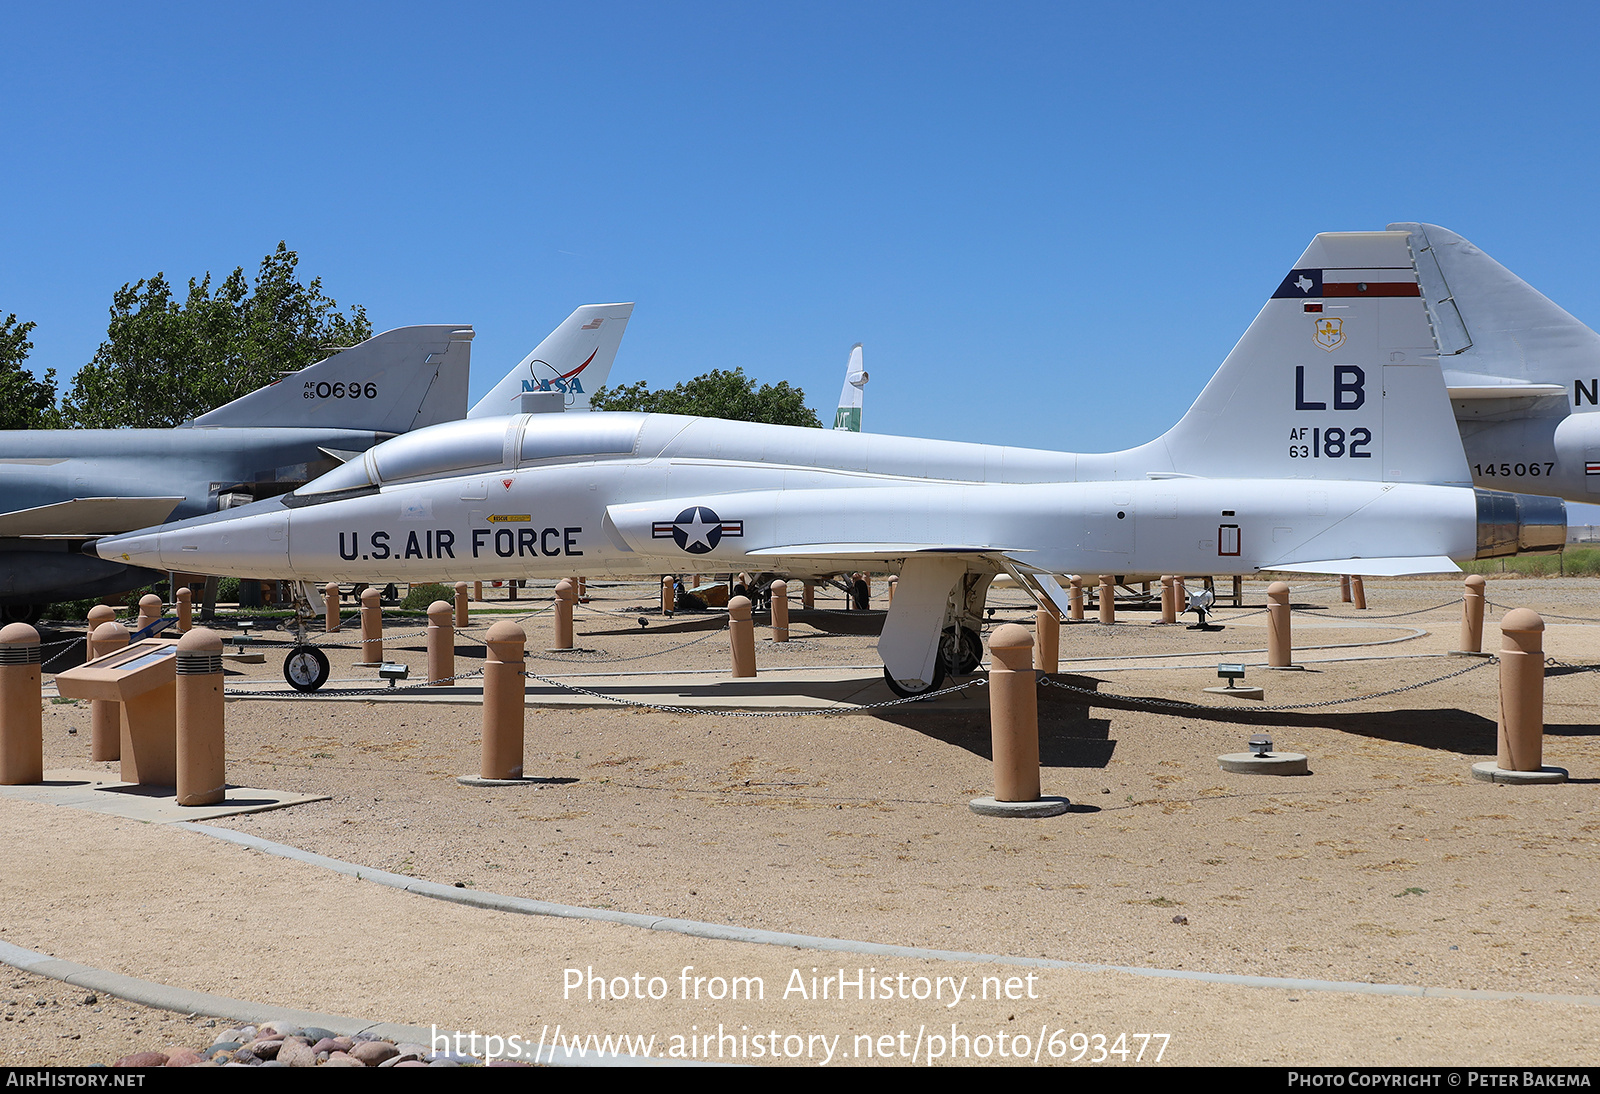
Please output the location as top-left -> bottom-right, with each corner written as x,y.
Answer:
1389,222 -> 1600,401
1145,230 -> 1471,485
832,343 -> 867,431
467,303 -> 635,418
190,325 -> 474,433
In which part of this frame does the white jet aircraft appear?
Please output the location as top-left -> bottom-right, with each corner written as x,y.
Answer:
1390,222 -> 1600,504
832,344 -> 867,431
96,231 -> 1564,695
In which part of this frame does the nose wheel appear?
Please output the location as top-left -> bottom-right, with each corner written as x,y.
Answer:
284,646 -> 330,693
883,660 -> 946,698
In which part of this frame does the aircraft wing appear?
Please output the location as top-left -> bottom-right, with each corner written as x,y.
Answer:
743,543 -> 1001,557
1264,556 -> 1461,577
0,497 -> 186,537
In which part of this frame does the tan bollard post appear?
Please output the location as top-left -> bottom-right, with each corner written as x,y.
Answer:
473,580 -> 482,602
324,582 -> 341,633
454,581 -> 470,628
771,579 -> 789,643
0,623 -> 42,785
1460,574 -> 1487,654
427,600 -> 455,684
480,621 -> 527,780
1068,576 -> 1083,621
1174,576 -> 1187,613
1352,575 -> 1367,610
1098,575 -> 1115,624
175,628 -> 225,806
508,578 -> 518,601
987,624 -> 1040,802
1160,575 -> 1176,624
1497,609 -> 1546,772
728,595 -> 757,678
1267,581 -> 1292,668
360,586 -> 383,665
86,604 -> 115,662
803,580 -> 815,610
1340,575 -> 1352,603
88,620 -> 129,762
888,575 -> 897,605
136,593 -> 162,633
1035,607 -> 1059,674
553,578 -> 576,650
661,576 -> 674,614
175,587 -> 193,633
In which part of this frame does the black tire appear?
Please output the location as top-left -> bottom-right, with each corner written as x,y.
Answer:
882,659 -> 947,699
1,604 -> 42,625
941,625 -> 983,675
284,646 -> 330,693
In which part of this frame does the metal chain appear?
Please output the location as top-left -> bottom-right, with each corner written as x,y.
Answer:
1487,599 -> 1600,624
1292,598 -> 1465,623
227,666 -> 488,698
1544,656 -> 1600,674
518,669 -> 985,717
1038,656 -> 1498,713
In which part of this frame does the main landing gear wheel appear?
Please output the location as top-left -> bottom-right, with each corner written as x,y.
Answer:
941,625 -> 983,676
883,660 -> 947,699
284,646 -> 330,693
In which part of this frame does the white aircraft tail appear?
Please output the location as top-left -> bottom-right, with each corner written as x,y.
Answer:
1144,230 -> 1471,486
467,303 -> 634,418
1389,222 -> 1600,400
191,325 -> 473,432
832,343 -> 867,431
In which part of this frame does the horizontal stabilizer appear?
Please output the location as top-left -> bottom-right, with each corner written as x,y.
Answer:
0,496 -> 185,537
1265,556 -> 1461,577
1443,371 -> 1567,400
192,325 -> 473,433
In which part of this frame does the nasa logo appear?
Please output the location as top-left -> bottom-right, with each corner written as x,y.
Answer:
652,506 -> 744,555
1315,317 -> 1344,351
519,348 -> 599,402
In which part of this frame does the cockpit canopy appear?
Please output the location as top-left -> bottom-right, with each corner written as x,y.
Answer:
297,413 -> 646,496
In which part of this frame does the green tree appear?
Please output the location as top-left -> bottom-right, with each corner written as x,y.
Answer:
61,243 -> 371,428
591,367 -> 821,427
0,314 -> 60,429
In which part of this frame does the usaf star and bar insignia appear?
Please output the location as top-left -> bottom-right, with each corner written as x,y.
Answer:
653,506 -> 745,554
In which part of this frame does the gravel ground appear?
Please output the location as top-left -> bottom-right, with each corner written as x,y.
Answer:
8,575 -> 1600,1066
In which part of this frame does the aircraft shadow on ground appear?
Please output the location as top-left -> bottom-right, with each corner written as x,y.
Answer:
866,674 -> 1117,769
1066,683 -> 1505,755
859,671 -> 1597,763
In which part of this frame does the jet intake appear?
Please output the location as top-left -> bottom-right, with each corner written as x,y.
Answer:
1474,489 -> 1567,558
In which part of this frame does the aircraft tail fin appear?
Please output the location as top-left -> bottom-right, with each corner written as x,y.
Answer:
1149,230 -> 1471,485
191,325 -> 473,432
1388,222 -> 1600,396
832,343 -> 867,431
467,303 -> 634,418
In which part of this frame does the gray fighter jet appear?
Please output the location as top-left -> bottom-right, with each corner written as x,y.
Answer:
2,301 -> 636,619
0,323 -> 473,618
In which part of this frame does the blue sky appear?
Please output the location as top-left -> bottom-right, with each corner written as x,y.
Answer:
4,2 -> 1599,456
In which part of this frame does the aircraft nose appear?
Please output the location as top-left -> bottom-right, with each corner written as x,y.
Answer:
95,529 -> 165,567
95,506 -> 292,577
